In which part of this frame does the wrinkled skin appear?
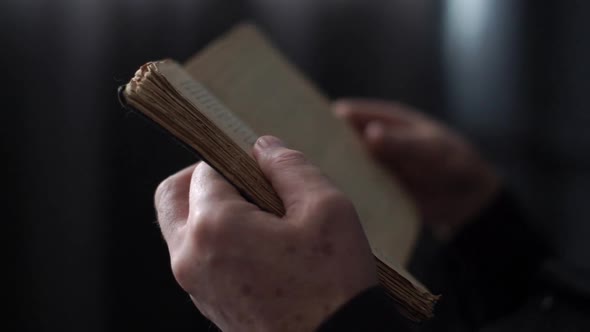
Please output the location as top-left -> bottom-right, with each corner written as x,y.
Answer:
155,136 -> 377,332
154,99 -> 501,331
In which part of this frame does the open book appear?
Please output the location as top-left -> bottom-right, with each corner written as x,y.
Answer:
119,23 -> 438,321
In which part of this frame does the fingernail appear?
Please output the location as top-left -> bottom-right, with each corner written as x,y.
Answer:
365,121 -> 384,137
256,136 -> 285,149
332,102 -> 351,118
365,122 -> 384,140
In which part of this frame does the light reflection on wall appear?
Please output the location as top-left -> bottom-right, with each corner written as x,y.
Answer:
443,0 -> 523,137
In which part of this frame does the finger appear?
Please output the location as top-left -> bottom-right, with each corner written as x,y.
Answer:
155,164 -> 197,243
252,135 -> 332,212
364,122 -> 442,173
332,99 -> 418,133
364,122 -> 415,155
363,121 -> 433,171
189,162 -> 247,207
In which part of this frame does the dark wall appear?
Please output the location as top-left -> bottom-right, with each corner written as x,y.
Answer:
522,1 -> 590,267
2,1 -> 588,331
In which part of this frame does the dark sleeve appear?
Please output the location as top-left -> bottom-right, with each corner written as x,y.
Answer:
319,190 -> 548,332
317,285 -> 415,332
415,189 -> 550,330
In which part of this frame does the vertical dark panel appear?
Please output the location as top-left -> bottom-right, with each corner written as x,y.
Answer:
104,1 -> 248,330
1,1 -> 29,328
8,0 -> 109,330
525,0 -> 590,265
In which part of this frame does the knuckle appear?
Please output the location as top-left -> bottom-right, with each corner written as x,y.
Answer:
154,176 -> 175,206
188,207 -> 231,246
170,253 -> 194,292
271,149 -> 307,168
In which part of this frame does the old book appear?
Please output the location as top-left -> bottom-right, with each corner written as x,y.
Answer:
119,23 -> 438,321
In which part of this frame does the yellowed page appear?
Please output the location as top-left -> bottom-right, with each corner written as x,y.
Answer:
155,61 -> 258,153
184,24 -> 420,269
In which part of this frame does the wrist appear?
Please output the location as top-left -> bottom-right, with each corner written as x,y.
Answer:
317,285 -> 409,331
257,280 -> 379,332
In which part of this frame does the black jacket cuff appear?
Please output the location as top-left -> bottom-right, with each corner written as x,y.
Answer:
317,285 -> 413,331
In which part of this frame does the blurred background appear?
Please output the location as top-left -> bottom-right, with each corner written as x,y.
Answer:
2,0 -> 588,331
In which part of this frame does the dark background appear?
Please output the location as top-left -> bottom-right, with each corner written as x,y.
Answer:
2,0 -> 589,331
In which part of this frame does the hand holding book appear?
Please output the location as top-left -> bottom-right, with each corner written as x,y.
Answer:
155,136 -> 379,332
333,99 -> 501,233
120,24 -> 439,322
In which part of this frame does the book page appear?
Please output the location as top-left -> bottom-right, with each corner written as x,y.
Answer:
184,24 -> 420,269
155,61 -> 258,153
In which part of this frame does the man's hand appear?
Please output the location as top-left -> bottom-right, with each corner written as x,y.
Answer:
155,136 -> 377,332
334,99 -> 500,228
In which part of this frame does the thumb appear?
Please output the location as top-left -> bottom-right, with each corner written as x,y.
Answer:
364,122 -> 417,163
252,136 -> 331,212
